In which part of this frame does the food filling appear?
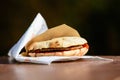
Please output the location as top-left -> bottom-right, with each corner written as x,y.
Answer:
21,43 -> 89,57
28,43 -> 88,53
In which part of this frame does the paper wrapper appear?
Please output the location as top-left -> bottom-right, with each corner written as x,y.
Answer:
8,13 -> 113,65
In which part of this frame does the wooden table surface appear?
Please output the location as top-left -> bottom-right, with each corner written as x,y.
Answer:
0,56 -> 120,80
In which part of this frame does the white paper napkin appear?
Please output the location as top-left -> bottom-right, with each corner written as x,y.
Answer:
8,13 -> 48,58
8,13 -> 113,65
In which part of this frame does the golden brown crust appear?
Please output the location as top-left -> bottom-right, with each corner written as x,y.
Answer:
21,24 -> 89,57
26,37 -> 87,51
25,24 -> 80,51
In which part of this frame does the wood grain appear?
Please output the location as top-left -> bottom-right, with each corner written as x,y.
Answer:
0,56 -> 120,80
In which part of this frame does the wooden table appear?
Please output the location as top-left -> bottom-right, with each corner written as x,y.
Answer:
0,56 -> 120,80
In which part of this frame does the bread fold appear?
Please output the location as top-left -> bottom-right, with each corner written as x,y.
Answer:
25,24 -> 81,51
21,24 -> 89,57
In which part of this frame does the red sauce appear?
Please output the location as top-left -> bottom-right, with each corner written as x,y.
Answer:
83,43 -> 89,49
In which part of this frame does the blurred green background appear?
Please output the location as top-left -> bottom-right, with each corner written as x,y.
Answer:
0,0 -> 120,56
